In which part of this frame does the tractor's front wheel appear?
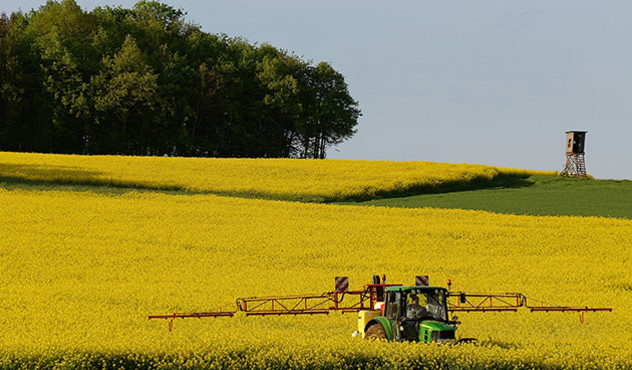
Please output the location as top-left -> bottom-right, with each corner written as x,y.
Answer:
365,324 -> 387,341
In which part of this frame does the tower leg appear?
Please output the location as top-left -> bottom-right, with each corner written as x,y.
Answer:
561,154 -> 587,178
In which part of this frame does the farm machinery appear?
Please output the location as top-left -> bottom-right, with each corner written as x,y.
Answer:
148,275 -> 612,344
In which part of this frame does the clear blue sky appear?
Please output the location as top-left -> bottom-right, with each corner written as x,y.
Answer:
4,0 -> 631,179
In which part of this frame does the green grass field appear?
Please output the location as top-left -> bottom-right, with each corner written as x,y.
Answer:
337,175 -> 632,219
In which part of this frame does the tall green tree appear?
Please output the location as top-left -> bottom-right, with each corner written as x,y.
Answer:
298,62 -> 360,158
0,12 -> 26,151
256,46 -> 305,157
27,0 -> 101,152
91,35 -> 161,154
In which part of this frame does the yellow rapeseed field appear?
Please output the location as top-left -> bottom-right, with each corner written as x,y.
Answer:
1,185 -> 630,368
0,152 -> 554,201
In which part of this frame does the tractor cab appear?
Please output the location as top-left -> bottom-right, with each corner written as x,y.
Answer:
361,286 -> 457,343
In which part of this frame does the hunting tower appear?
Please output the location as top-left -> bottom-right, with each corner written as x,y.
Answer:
561,131 -> 587,178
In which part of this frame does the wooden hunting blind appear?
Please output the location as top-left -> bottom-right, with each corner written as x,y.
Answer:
565,131 -> 586,154
561,131 -> 587,178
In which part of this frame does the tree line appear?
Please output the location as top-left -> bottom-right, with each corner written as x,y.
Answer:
0,0 -> 360,158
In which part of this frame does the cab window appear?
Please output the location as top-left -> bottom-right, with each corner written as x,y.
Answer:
386,291 -> 400,320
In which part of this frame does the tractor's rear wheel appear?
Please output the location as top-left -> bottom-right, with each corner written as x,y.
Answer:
365,324 -> 387,341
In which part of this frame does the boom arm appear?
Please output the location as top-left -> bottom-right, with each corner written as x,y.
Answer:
447,291 -> 612,322
148,284 -> 398,330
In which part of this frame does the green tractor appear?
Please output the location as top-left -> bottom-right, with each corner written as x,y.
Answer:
357,286 -> 461,344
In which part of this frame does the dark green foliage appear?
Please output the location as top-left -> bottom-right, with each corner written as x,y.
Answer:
341,175 -> 632,219
0,0 -> 360,158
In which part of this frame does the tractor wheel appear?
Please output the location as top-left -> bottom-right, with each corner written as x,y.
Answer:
365,324 -> 387,341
